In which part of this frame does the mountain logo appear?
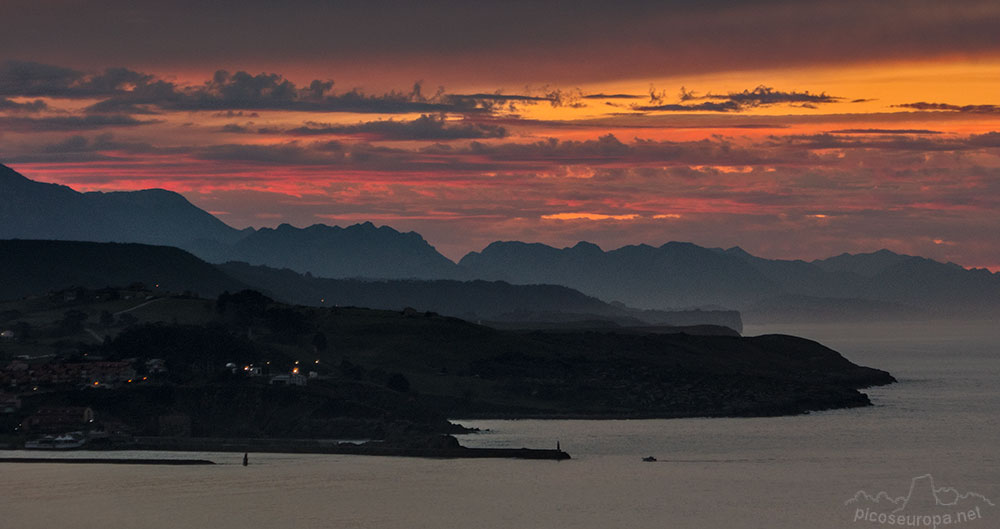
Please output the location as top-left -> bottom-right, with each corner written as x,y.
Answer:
846,474 -> 994,528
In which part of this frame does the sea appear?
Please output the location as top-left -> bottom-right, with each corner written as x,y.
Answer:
2,321 -> 997,529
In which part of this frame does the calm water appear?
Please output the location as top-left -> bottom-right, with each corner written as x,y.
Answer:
2,322 -> 997,528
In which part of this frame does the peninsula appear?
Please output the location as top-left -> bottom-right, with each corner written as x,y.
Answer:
0,285 -> 894,453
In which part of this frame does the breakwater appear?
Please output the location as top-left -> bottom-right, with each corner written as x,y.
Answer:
0,457 -> 215,465
132,436 -> 571,460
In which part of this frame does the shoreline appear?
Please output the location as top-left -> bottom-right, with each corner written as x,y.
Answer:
131,437 -> 571,460
2,437 -> 571,461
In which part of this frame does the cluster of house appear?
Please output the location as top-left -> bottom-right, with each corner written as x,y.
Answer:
0,391 -> 21,413
226,362 -> 315,386
21,406 -> 95,433
17,406 -> 137,449
0,359 -> 162,390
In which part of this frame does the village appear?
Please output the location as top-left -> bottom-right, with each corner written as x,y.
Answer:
0,286 -> 338,449
0,338 -> 323,450
0,355 -> 320,449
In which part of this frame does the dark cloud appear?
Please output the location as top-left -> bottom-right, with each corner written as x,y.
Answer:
113,133 -> 762,170
2,133 -> 164,163
78,67 -> 157,95
448,93 -> 550,103
719,86 -> 838,106
582,93 -> 646,100
266,115 -> 508,140
635,86 -> 840,112
0,114 -> 162,132
1,61 -> 646,116
193,142 -> 329,165
0,60 -> 83,97
777,132 -> 1000,151
431,134 -> 801,168
894,102 -> 1000,113
0,60 -> 160,100
4,1 -> 1000,87
967,131 -> 1000,147
829,128 -> 942,134
16,128 -> 996,176
634,101 -> 743,112
441,89 -> 588,112
220,123 -> 254,133
1,61 -> 528,115
212,110 -> 260,118
0,97 -> 47,112
87,71 -> 492,114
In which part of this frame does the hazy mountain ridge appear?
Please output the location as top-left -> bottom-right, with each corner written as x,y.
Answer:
459,240 -> 778,309
460,241 -> 999,321
223,222 -> 458,280
3,163 -> 997,322
217,261 -> 744,331
2,164 -> 458,279
0,240 -> 742,332
721,246 -> 1000,318
0,164 -> 244,247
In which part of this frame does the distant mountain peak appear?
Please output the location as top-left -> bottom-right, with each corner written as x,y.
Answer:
660,241 -> 697,249
223,220 -> 457,279
0,163 -> 28,180
85,188 -> 194,207
0,162 -> 243,246
570,241 -> 603,252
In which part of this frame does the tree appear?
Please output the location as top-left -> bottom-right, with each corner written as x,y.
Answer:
118,313 -> 139,328
312,332 -> 328,352
58,309 -> 88,335
386,373 -> 410,393
13,321 -> 32,340
99,310 -> 114,329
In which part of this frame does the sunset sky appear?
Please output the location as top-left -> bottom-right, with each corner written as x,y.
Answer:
2,0 -> 999,269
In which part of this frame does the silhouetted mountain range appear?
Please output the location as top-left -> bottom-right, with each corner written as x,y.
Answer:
460,241 -> 1000,320
459,241 -> 774,309
0,240 -> 742,331
3,163 -> 997,322
0,164 -> 245,247
220,222 -> 457,279
217,261 -> 743,331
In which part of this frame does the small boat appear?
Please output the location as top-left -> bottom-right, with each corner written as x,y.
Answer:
642,456 -> 657,462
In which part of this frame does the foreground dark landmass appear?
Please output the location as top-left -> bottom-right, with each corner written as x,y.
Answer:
0,287 -> 894,449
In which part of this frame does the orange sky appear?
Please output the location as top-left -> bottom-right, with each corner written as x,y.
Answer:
2,1 -> 999,269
